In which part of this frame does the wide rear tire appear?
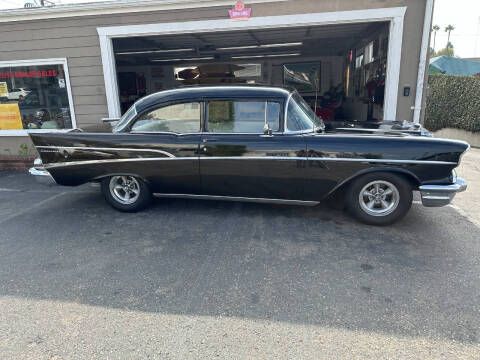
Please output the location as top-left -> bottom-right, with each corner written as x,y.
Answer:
345,172 -> 412,226
101,175 -> 152,212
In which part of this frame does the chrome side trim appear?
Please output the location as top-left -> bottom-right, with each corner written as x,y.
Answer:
419,177 -> 467,207
197,157 -> 456,165
130,131 -> 284,136
36,146 -> 176,158
43,157 -> 194,169
154,193 -> 319,206
42,156 -> 457,169
325,158 -> 456,165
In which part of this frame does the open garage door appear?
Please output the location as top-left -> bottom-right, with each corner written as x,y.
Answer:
112,21 -> 390,124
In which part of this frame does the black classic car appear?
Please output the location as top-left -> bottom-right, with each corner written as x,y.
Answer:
29,86 -> 468,225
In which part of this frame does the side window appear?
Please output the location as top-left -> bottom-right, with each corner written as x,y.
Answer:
287,99 -> 311,132
131,102 -> 201,133
207,101 -> 280,133
286,93 -> 322,132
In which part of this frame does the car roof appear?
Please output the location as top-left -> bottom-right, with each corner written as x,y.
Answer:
135,85 -> 292,112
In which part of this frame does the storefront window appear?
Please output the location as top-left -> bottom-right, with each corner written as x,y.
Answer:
0,62 -> 73,130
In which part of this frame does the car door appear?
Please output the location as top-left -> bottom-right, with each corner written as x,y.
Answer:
128,101 -> 203,194
199,98 -> 308,200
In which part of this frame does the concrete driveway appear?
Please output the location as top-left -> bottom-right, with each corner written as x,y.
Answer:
453,147 -> 480,226
0,163 -> 479,359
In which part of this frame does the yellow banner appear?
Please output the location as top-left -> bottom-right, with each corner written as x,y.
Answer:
0,82 -> 8,97
0,103 -> 23,130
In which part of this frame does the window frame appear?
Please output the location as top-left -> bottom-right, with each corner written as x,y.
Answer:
129,99 -> 204,135
0,58 -> 76,136
204,97 -> 284,135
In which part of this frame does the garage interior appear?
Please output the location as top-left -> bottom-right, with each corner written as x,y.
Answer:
112,21 -> 390,123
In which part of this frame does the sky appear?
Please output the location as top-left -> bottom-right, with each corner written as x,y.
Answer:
0,0 -> 479,58
432,0 -> 480,58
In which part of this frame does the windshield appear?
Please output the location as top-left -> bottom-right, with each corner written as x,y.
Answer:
113,105 -> 137,132
286,92 -> 325,133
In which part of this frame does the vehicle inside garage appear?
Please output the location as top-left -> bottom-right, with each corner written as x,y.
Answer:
112,21 -> 390,123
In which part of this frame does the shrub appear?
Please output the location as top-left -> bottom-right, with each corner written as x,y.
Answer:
424,74 -> 480,132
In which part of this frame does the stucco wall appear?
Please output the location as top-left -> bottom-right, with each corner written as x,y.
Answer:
434,128 -> 480,148
0,0 -> 427,156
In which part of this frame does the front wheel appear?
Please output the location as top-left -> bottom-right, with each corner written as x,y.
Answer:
345,172 -> 412,226
101,175 -> 152,212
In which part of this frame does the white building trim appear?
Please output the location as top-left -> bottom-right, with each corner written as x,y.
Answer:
0,0 -> 285,23
98,7 -> 407,120
413,0 -> 435,123
0,57 -> 76,137
385,14 -> 405,121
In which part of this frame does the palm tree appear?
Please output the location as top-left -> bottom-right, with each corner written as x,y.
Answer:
444,25 -> 455,55
432,24 -> 440,52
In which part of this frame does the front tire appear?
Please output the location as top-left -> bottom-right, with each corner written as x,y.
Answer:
345,172 -> 412,226
101,175 -> 152,212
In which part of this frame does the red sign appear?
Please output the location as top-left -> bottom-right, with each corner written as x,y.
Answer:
0,69 -> 57,79
229,1 -> 251,21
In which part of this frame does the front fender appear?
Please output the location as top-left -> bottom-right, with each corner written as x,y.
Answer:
324,166 -> 422,199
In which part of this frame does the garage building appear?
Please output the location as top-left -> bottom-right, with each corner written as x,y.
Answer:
0,0 -> 434,168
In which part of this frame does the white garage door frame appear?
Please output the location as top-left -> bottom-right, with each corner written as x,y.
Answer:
97,7 -> 406,121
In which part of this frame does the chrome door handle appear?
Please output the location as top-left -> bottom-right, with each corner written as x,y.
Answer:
202,138 -> 217,143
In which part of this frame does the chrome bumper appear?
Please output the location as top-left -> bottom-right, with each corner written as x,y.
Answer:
28,167 -> 57,186
419,178 -> 467,207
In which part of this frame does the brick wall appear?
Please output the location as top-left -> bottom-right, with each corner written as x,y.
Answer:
0,155 -> 35,172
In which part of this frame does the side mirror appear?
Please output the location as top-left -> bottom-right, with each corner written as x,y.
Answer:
263,123 -> 273,136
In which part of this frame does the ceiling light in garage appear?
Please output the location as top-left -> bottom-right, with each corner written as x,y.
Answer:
218,42 -> 302,51
117,48 -> 195,55
265,53 -> 301,57
231,53 -> 301,59
151,57 -> 215,62
231,55 -> 265,59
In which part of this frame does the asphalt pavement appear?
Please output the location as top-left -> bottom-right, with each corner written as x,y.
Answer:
0,170 -> 479,359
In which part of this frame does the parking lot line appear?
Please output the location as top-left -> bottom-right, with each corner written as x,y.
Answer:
0,192 -> 66,226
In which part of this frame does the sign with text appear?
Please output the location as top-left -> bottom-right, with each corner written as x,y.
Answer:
0,82 -> 8,97
229,1 -> 251,21
0,103 -> 23,130
0,69 -> 57,80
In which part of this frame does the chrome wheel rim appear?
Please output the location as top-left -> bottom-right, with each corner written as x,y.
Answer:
109,176 -> 140,205
359,180 -> 400,217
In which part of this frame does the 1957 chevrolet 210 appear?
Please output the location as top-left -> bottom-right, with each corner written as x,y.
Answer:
29,86 -> 469,225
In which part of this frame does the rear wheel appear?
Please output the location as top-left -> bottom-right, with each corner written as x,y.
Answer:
101,175 -> 152,212
345,172 -> 412,226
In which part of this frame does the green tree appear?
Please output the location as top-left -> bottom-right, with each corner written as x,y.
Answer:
432,24 -> 440,52
444,24 -> 455,49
